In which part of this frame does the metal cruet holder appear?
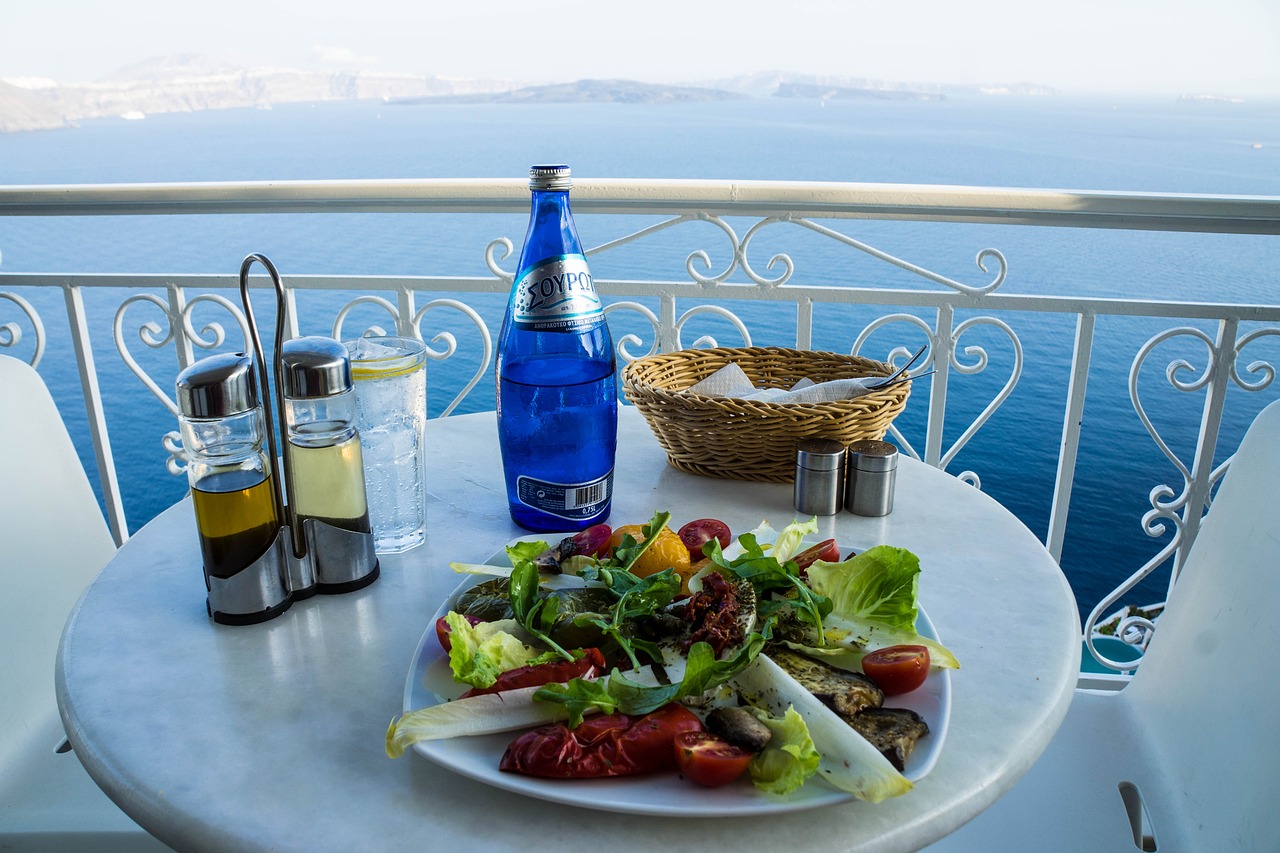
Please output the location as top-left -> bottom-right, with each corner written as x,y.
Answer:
239,254 -> 378,601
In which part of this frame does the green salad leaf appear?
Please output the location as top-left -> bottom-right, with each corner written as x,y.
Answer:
806,545 -> 960,668
572,567 -> 681,670
747,705 -> 821,795
444,611 -> 538,688
508,561 -> 574,661
806,545 -> 920,632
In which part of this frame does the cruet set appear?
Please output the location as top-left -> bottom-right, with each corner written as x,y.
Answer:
174,254 -> 378,625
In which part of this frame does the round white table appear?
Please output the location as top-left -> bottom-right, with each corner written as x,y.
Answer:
57,407 -> 1080,853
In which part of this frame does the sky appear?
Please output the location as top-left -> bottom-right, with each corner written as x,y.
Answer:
3,0 -> 1278,97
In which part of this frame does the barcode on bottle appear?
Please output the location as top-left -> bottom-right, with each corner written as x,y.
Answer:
566,480 -> 607,510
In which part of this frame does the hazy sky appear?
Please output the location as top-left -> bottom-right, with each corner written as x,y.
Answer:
4,0 -> 1278,96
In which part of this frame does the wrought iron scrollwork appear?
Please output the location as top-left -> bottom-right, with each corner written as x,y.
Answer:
0,290 -> 45,366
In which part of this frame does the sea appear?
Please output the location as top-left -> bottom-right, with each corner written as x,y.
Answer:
2,93 -> 1278,623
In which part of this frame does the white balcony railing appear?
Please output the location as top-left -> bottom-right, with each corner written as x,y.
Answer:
3,177 -> 1278,677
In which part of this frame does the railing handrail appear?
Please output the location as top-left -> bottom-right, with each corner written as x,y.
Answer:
3,178 -> 1280,234
3,176 -> 1278,679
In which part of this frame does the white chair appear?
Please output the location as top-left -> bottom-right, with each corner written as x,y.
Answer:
0,355 -> 171,851
926,397 -> 1280,852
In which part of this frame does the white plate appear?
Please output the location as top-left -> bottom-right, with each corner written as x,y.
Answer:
402,536 -> 951,816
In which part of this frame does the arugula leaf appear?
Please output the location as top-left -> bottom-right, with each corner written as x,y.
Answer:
573,567 -> 680,670
609,510 -> 672,574
536,633 -> 769,722
532,678 -> 619,727
507,561 -> 574,661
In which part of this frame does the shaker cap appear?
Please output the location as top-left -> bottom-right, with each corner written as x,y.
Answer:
795,438 -> 846,472
848,439 -> 899,473
529,164 -> 572,191
281,336 -> 352,398
176,352 -> 258,419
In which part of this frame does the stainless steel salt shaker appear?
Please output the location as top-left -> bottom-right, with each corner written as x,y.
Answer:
794,438 -> 846,516
845,439 -> 899,516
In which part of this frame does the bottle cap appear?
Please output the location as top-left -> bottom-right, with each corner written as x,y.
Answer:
281,336 -> 353,399
176,352 -> 258,419
795,438 -> 846,471
848,439 -> 899,473
529,165 -> 572,191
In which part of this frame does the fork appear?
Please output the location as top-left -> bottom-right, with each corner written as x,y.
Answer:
867,343 -> 930,389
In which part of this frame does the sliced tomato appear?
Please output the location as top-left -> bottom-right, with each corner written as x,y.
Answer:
434,613 -> 482,653
791,538 -> 841,572
500,703 -> 703,778
677,518 -> 731,559
461,648 -> 607,697
570,523 -> 613,558
673,731 -> 754,788
861,645 -> 931,695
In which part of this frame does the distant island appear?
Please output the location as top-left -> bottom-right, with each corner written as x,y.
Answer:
0,54 -> 1073,133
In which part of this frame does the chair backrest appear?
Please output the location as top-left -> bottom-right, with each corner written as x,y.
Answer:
0,355 -> 116,768
1126,397 -> 1280,847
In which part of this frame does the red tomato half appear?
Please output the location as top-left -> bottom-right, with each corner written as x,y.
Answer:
571,523 -> 613,558
678,518 -> 732,559
673,731 -> 754,788
861,645 -> 931,696
792,538 -> 841,572
434,614 -> 482,653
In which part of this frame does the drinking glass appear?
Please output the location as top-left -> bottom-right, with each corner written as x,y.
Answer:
344,336 -> 427,553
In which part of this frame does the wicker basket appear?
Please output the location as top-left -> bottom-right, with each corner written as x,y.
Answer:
623,346 -> 910,482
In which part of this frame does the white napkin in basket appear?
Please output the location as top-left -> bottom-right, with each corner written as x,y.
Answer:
686,363 -> 888,403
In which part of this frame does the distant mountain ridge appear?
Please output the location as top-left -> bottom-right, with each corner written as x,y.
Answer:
0,55 -> 1062,133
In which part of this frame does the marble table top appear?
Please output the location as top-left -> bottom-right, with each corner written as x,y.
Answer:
57,406 -> 1080,852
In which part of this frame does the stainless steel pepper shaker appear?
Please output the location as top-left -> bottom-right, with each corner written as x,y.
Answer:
845,439 -> 899,516
794,438 -> 846,516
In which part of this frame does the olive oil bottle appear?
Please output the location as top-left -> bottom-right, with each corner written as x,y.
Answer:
176,351 -> 291,624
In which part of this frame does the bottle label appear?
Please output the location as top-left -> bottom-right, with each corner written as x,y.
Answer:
516,469 -> 613,521
512,254 -> 603,332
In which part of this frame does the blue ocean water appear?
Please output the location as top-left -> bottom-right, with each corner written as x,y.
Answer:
2,94 -> 1278,622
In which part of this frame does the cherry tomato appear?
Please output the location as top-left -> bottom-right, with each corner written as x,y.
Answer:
678,518 -> 731,559
791,538 -> 842,572
861,645 -> 931,695
434,614 -> 482,653
570,523 -> 613,558
673,731 -> 754,788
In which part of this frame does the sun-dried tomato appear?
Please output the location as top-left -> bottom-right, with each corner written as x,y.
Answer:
680,572 -> 743,656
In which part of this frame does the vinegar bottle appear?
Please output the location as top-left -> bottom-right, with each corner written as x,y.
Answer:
280,335 -> 379,595
497,164 -> 617,532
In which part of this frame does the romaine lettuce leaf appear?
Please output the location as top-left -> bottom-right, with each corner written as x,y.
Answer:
747,705 -> 821,795
736,517 -> 819,563
804,545 -> 960,668
771,517 -> 819,563
444,611 -> 538,688
806,545 -> 920,631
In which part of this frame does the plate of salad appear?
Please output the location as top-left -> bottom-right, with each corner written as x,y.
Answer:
388,514 -> 954,816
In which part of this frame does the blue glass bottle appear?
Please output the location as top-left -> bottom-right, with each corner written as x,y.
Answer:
497,165 -> 617,532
